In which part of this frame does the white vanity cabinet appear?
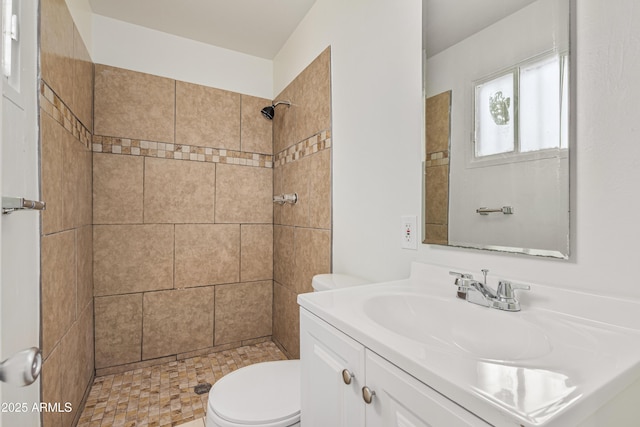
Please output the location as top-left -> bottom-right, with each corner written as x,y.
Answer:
300,309 -> 489,427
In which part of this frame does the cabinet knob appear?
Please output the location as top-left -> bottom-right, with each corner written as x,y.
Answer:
362,386 -> 375,404
341,369 -> 354,385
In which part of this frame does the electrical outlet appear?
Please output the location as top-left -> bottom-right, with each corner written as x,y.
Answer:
401,215 -> 418,250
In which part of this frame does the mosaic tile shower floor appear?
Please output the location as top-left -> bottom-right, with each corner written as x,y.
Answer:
78,341 -> 287,427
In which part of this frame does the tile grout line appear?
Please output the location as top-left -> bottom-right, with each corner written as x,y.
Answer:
174,80 -> 177,147
239,94 -> 243,153
140,291 -> 144,366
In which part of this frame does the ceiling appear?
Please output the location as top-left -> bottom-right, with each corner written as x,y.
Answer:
88,0 -> 318,59
88,0 -> 537,61
423,0 -> 537,57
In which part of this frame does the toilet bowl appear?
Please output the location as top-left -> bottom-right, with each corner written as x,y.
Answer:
206,274 -> 369,427
206,360 -> 301,427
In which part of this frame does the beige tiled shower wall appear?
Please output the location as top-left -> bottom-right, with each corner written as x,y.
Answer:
92,64 -> 275,375
272,47 -> 333,358
424,91 -> 451,245
39,0 -> 95,426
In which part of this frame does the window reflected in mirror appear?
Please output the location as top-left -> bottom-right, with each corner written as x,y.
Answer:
473,53 -> 569,161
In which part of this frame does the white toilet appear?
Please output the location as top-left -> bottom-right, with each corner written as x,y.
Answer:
206,274 -> 370,427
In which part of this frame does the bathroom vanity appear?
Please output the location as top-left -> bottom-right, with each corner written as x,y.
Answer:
298,262 -> 640,426
300,308 -> 488,426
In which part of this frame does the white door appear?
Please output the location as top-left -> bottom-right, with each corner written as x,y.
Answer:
300,309 -> 366,427
0,0 -> 41,425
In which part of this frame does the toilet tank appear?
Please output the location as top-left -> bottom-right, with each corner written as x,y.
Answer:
311,274 -> 370,292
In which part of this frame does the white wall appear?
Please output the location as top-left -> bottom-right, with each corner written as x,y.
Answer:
274,0 -> 424,281
64,1 -> 274,97
92,15 -> 273,99
278,0 -> 640,301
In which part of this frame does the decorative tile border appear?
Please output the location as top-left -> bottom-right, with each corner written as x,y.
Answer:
93,135 -> 273,169
274,129 -> 331,167
41,77 -> 328,171
425,150 -> 450,167
39,81 -> 92,148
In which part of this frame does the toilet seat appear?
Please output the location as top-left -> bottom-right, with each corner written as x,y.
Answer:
207,360 -> 300,427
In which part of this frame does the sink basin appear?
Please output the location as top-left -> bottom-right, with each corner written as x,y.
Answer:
362,293 -> 552,361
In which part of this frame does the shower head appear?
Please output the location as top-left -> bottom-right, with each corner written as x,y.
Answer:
260,105 -> 275,120
260,100 -> 291,120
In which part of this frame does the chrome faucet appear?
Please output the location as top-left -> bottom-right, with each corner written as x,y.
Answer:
449,270 -> 530,312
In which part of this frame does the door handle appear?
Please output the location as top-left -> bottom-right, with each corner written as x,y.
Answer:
0,347 -> 41,386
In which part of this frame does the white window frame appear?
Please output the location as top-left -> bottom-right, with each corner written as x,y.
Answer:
468,51 -> 569,169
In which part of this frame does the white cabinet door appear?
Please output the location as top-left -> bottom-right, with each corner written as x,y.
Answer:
300,309 -> 366,427
364,351 -> 489,427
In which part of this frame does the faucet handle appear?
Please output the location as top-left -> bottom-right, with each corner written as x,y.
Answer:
481,269 -> 489,284
496,280 -> 530,299
450,271 -> 475,300
449,271 -> 473,286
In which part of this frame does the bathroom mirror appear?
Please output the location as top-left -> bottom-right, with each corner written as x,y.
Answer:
423,0 -> 570,258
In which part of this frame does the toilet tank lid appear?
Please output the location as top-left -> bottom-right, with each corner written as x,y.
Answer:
312,273 -> 370,291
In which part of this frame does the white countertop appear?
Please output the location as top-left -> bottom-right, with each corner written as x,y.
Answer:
297,262 -> 640,426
